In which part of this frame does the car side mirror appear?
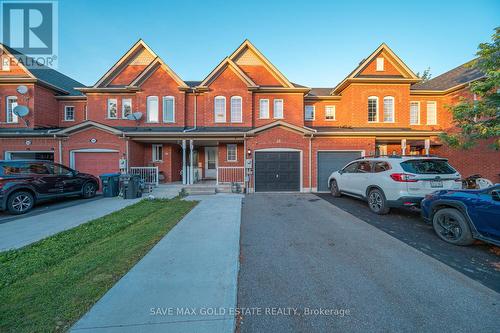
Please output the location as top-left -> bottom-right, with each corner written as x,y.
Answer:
338,170 -> 344,175
491,190 -> 500,201
72,170 -> 79,177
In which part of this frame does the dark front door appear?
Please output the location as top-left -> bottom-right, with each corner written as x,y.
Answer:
255,151 -> 300,192
317,151 -> 362,191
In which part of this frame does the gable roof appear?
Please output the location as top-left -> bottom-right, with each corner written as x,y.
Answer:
229,40 -> 294,88
198,57 -> 258,88
130,56 -> 189,88
332,43 -> 420,94
0,44 -> 85,96
246,120 -> 316,135
57,120 -> 123,135
92,39 -> 188,89
411,60 -> 485,91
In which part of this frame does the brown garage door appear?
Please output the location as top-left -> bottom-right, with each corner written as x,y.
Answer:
74,152 -> 120,178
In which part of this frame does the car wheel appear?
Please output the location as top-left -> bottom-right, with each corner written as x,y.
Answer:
432,208 -> 474,246
82,182 -> 97,199
330,179 -> 341,197
367,188 -> 390,215
7,191 -> 34,215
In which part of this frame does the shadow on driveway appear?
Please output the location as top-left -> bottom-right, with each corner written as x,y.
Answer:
316,193 -> 500,293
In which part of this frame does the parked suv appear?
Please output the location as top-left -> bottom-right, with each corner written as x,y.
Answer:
0,160 -> 99,215
327,156 -> 462,214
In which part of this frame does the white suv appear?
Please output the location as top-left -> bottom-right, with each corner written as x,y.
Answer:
327,156 -> 462,214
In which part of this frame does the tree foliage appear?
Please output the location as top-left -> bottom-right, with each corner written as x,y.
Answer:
440,27 -> 500,150
416,67 -> 432,82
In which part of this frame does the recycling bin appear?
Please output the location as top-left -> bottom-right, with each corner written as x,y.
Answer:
99,173 -> 121,197
119,174 -> 143,199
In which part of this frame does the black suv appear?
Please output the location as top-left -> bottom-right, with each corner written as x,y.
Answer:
0,160 -> 99,215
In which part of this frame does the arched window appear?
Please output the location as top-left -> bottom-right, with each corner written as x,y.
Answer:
214,96 -> 226,123
146,96 -> 159,122
163,96 -> 175,123
368,96 -> 378,122
230,96 -> 242,123
383,96 -> 394,122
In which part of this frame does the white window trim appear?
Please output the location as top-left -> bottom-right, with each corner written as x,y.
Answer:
368,96 -> 379,123
162,96 -> 175,123
304,105 -> 315,121
146,96 -> 159,123
107,98 -> 118,119
259,99 -> 269,119
325,105 -> 336,121
230,96 -> 243,123
383,96 -> 395,123
64,106 -> 75,122
227,144 -> 237,162
214,96 -> 226,123
427,101 -> 437,125
273,99 -> 284,119
376,57 -> 384,71
409,101 -> 420,125
6,96 -> 18,123
122,98 -> 132,119
152,144 -> 163,162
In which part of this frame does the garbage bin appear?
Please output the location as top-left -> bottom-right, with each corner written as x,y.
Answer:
100,173 -> 121,197
119,174 -> 143,199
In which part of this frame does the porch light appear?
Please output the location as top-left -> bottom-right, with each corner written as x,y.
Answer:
247,149 -> 252,155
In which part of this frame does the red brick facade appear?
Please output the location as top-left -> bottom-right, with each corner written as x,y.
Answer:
1,40 -> 499,189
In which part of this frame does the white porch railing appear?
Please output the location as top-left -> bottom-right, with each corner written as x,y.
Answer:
217,166 -> 245,184
130,166 -> 159,186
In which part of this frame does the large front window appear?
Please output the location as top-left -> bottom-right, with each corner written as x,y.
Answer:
107,99 -> 117,119
259,99 -> 269,119
163,96 -> 175,123
368,96 -> 378,122
383,96 -> 394,122
273,99 -> 283,119
122,99 -> 132,119
427,101 -> 437,125
230,96 -> 242,123
214,96 -> 226,123
410,101 -> 420,125
147,96 -> 159,122
6,96 -> 18,123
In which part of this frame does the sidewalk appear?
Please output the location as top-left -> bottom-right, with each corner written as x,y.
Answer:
72,194 -> 243,333
0,186 -> 180,252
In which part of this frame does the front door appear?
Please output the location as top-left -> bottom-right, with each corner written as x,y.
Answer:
205,147 -> 217,179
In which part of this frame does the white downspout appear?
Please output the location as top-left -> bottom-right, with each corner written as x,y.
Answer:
182,140 -> 187,184
309,134 -> 313,193
184,90 -> 197,132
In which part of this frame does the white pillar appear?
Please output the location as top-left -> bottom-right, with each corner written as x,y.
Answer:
182,140 -> 187,185
189,140 -> 194,184
425,139 -> 430,155
401,139 -> 407,156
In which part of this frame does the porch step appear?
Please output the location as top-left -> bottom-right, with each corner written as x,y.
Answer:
183,186 -> 216,195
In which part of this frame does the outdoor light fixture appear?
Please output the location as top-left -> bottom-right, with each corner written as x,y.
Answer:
247,149 -> 252,155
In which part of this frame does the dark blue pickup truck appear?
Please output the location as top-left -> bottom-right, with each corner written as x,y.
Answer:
421,185 -> 500,246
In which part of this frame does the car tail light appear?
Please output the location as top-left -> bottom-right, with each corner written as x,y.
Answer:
390,173 -> 418,182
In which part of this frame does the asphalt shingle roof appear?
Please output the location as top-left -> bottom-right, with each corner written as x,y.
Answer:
307,88 -> 334,97
411,61 -> 484,91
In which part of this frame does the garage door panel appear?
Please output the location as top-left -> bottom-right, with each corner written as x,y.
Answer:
255,151 -> 300,192
74,152 -> 119,178
317,151 -> 362,192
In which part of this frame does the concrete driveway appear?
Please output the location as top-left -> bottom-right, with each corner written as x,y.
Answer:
237,194 -> 499,333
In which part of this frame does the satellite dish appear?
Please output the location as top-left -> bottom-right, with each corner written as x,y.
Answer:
127,112 -> 143,120
13,105 -> 29,117
16,85 -> 28,95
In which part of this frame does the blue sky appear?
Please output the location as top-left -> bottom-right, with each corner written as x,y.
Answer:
57,0 -> 499,87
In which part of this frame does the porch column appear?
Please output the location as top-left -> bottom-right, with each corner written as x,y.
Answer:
189,140 -> 194,185
425,139 -> 430,155
182,140 -> 187,185
401,139 -> 407,156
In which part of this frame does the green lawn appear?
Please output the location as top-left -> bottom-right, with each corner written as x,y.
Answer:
0,197 -> 197,332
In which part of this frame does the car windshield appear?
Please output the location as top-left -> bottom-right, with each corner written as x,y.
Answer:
400,159 -> 456,174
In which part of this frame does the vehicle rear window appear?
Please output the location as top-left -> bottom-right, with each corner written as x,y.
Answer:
373,161 -> 391,173
400,159 -> 456,174
357,161 -> 372,173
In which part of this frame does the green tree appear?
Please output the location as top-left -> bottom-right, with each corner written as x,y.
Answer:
440,27 -> 500,150
416,67 -> 432,82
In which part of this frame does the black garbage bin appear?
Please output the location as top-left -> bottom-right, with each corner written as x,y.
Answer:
100,173 -> 121,197
119,174 -> 143,199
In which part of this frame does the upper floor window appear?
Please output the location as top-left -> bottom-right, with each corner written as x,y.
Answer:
6,96 -> 18,123
304,105 -> 315,120
325,106 -> 336,121
259,99 -> 269,119
383,96 -> 394,122
376,57 -> 384,71
64,106 -> 75,121
1,57 -> 10,71
146,96 -> 159,122
427,101 -> 437,125
410,101 -> 420,125
107,98 -> 117,119
122,99 -> 132,119
214,96 -> 226,123
227,144 -> 237,162
273,99 -> 284,119
163,96 -> 175,123
368,96 -> 378,122
152,144 -> 163,162
230,96 -> 242,123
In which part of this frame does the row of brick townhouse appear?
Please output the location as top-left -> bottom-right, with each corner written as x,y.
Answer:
0,40 -> 498,192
